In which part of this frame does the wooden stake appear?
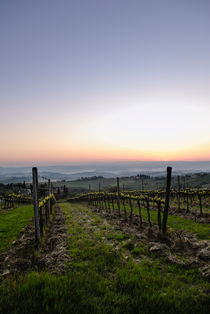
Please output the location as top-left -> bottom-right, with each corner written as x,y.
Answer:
146,199 -> 152,228
32,167 -> 40,243
117,177 -> 121,216
198,193 -> 203,216
162,167 -> 172,233
48,179 -> 51,216
177,176 -> 180,211
137,199 -> 142,226
129,196 -> 133,222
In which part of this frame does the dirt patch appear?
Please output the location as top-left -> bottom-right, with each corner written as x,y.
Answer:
91,207 -> 210,278
0,204 -> 69,279
37,204 -> 69,273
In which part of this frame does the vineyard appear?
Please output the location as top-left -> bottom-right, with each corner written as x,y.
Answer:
0,167 -> 209,313
68,187 -> 210,231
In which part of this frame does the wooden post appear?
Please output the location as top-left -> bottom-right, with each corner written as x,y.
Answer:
146,199 -> 152,228
51,183 -> 54,211
129,195 -> 133,222
32,167 -> 40,243
186,190 -> 189,213
198,193 -> 203,216
162,167 -> 172,233
48,179 -> 51,217
98,182 -> 101,192
177,176 -> 180,211
137,199 -> 142,226
117,177 -> 121,215
107,196 -> 111,213
89,184 -> 91,191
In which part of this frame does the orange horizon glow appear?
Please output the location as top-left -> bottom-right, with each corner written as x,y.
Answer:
0,141 -> 209,165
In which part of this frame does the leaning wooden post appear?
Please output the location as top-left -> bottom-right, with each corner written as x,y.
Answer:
32,167 -> 40,244
162,167 -> 172,233
117,177 -> 121,216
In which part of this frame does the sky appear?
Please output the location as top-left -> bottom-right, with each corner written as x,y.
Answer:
0,0 -> 210,165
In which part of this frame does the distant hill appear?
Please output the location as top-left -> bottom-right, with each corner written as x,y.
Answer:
0,161 -> 210,183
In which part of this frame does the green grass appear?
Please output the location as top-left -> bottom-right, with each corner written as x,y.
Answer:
166,214 -> 210,239
0,202 -> 209,314
0,204 -> 33,251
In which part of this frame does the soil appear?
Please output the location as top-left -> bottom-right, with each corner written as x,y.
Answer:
0,204 -> 69,279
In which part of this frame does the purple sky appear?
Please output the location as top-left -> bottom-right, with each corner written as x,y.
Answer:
1,0 -> 210,165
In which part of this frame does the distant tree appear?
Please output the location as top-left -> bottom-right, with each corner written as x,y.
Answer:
108,186 -> 117,192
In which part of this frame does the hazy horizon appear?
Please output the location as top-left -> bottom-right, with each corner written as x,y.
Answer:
1,161 -> 210,184
1,159 -> 210,168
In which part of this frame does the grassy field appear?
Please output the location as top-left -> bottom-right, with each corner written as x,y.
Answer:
53,173 -> 210,192
0,205 -> 34,252
0,202 -> 209,314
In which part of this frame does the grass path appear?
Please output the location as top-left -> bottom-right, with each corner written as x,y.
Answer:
0,205 -> 33,252
0,202 -> 209,314
59,202 -> 210,314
